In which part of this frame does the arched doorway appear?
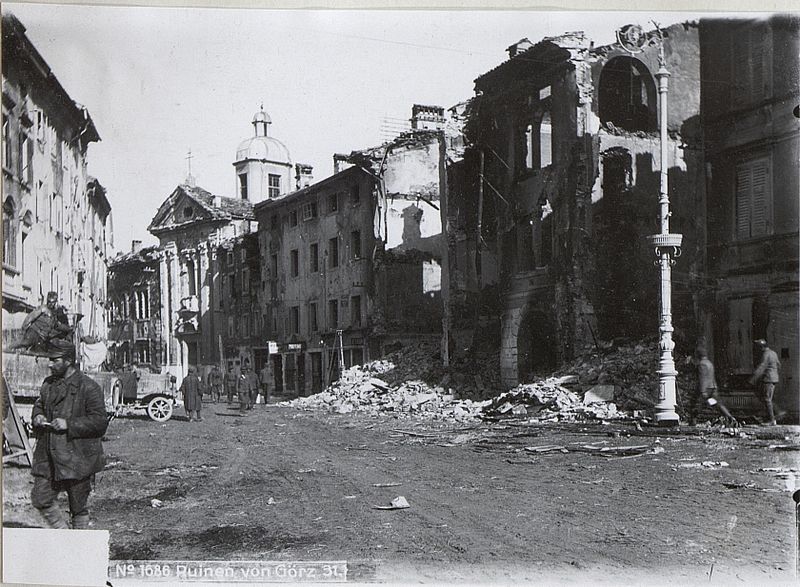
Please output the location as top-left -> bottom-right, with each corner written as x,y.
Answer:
516,307 -> 557,382
598,56 -> 657,133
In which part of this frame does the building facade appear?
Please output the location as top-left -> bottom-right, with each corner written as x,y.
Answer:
213,232 -> 262,375
699,15 -> 799,417
448,23 -> 704,387
254,105 -> 449,396
2,13 -> 112,345
141,108 -> 297,379
147,182 -> 257,378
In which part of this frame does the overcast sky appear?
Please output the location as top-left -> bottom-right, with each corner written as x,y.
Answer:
5,3 -> 756,252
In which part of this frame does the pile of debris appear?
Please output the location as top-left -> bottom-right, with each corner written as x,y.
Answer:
372,341 -> 502,400
284,337 -> 698,423
376,341 -> 445,387
282,362 -> 488,422
553,339 -> 694,412
484,377 -> 627,422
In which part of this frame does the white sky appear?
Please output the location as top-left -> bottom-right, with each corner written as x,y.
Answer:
4,3 -> 760,251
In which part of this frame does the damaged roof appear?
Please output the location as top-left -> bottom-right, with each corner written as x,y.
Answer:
148,184 -> 254,235
344,129 -> 443,175
475,33 -> 589,90
110,244 -> 161,268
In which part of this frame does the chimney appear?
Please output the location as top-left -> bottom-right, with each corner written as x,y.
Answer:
213,195 -> 222,207
295,163 -> 314,190
411,104 -> 445,131
333,153 -> 349,175
507,38 -> 533,59
131,240 -> 143,254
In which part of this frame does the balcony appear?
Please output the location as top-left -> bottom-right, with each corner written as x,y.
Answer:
176,316 -> 199,335
178,295 -> 199,319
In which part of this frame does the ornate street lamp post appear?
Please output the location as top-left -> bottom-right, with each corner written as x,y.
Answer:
619,24 -> 682,424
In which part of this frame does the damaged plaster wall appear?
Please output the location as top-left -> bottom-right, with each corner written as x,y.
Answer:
352,131 -> 446,346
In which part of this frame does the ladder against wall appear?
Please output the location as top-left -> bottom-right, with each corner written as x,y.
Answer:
2,375 -> 34,467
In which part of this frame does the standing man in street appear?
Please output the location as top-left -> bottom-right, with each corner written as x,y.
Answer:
131,362 -> 142,384
180,366 -> 203,422
258,362 -> 272,406
207,365 -> 223,403
750,339 -> 782,426
237,364 -> 259,415
224,365 -> 237,404
31,343 -> 108,529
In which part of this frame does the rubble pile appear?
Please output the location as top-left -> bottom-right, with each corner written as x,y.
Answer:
554,339 -> 694,412
443,353 -> 503,400
282,362 -> 488,422
284,337 -> 696,423
484,377 -> 625,421
377,342 -> 445,387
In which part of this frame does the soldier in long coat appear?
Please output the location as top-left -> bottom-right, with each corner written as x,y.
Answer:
180,366 -> 203,422
224,366 -> 238,404
237,365 -> 259,415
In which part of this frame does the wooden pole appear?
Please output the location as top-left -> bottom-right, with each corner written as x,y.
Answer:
476,149 -> 485,291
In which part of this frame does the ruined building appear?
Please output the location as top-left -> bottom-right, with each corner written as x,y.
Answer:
106,242 -> 162,368
2,13 -> 113,344
448,23 -> 704,388
699,15 -> 799,418
253,105 -> 449,396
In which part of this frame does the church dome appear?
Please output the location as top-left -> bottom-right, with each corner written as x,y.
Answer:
235,135 -> 291,163
235,106 -> 291,164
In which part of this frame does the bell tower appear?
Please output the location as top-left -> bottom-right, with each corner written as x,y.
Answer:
233,105 -> 293,204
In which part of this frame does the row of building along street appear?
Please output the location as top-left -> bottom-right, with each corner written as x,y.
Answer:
2,13 -> 799,421
2,9 -> 800,584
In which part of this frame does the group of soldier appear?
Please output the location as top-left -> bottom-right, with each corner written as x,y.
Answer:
689,338 -> 785,427
179,362 -> 271,421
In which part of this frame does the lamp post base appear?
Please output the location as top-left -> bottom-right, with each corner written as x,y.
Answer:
655,416 -> 680,427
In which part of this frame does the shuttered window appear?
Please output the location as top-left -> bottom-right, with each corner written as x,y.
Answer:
731,25 -> 770,109
735,158 -> 771,240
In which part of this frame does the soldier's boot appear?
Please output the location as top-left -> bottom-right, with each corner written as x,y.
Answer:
71,514 -> 91,529
39,504 -> 69,529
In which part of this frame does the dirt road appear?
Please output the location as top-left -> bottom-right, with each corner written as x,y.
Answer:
3,400 -> 798,584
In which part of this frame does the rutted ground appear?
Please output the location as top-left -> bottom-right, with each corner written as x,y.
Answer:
3,402 -> 798,585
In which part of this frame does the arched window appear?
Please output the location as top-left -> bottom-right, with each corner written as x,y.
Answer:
3,198 -> 17,269
598,56 -> 657,133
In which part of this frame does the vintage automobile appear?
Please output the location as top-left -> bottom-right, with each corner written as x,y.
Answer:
2,351 -> 179,422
